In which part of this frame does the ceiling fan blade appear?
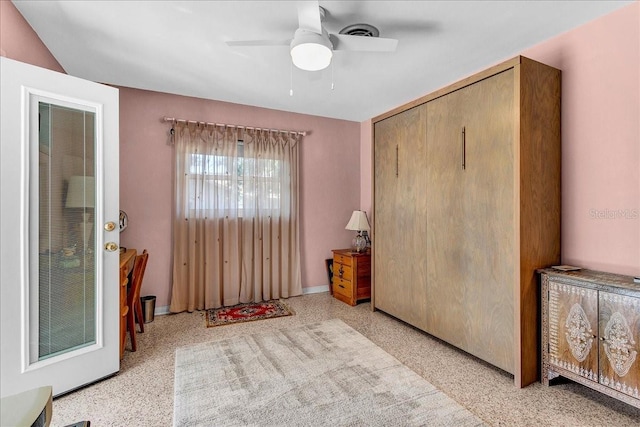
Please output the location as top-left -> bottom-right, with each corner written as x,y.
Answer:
330,34 -> 398,52
226,40 -> 291,47
297,1 -> 322,34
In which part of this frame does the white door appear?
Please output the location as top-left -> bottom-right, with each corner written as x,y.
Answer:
0,57 -> 120,397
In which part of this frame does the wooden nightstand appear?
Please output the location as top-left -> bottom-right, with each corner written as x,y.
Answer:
331,249 -> 371,306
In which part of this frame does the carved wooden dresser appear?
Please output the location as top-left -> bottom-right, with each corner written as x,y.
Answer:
539,268 -> 639,408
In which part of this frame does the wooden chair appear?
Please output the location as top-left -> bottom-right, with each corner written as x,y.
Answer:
127,249 -> 148,352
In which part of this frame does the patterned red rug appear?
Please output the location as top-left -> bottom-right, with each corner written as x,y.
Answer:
205,300 -> 295,327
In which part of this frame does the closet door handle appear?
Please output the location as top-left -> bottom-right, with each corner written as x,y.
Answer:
396,144 -> 399,177
461,126 -> 466,170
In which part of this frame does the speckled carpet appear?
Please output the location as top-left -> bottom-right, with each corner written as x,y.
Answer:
173,318 -> 485,426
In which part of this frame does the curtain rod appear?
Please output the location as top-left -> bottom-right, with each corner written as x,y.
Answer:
163,116 -> 307,136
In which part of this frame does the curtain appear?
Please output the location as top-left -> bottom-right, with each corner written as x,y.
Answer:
169,122 -> 302,313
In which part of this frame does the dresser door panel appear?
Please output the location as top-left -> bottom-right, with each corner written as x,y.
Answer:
548,281 -> 599,381
599,292 -> 640,398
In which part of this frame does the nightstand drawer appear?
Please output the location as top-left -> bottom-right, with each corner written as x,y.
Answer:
333,252 -> 353,267
334,263 -> 352,281
333,276 -> 353,298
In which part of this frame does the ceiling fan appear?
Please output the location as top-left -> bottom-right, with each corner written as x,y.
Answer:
226,1 -> 398,71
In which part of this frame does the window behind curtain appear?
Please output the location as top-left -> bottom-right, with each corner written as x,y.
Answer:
187,141 -> 283,215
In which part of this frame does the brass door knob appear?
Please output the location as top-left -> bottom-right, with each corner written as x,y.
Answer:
104,242 -> 119,252
104,221 -> 116,232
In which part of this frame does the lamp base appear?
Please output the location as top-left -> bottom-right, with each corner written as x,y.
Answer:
79,221 -> 93,254
351,233 -> 367,253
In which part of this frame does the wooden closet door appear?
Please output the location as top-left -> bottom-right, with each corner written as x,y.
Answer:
461,69 -> 515,373
373,105 -> 428,329
426,70 -> 515,373
425,90 -> 467,344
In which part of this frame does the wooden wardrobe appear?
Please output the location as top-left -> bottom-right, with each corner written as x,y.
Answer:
372,56 -> 561,388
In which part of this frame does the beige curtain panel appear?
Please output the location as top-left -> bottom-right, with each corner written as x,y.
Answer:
169,122 -> 302,313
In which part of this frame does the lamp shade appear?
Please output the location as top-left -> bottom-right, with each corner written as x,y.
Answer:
65,176 -> 95,208
290,29 -> 333,71
345,210 -> 370,232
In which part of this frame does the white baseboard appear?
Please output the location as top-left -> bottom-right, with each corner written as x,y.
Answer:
154,305 -> 170,316
302,285 -> 330,295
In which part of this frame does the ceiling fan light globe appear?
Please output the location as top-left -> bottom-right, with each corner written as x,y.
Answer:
291,43 -> 332,71
290,29 -> 333,71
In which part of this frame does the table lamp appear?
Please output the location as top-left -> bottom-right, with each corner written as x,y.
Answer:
345,210 -> 370,253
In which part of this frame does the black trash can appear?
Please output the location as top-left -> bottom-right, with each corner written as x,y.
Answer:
141,295 -> 156,323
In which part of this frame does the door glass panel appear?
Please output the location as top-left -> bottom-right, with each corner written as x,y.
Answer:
32,100 -> 96,362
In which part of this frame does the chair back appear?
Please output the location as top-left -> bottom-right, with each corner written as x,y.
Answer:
128,249 -> 149,307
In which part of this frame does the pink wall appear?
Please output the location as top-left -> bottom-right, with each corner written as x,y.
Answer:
521,2 -> 639,276
0,0 -> 64,73
360,2 -> 639,277
360,121 -> 373,218
118,87 -> 361,308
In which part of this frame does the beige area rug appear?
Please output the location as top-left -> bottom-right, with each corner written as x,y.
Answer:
173,318 -> 486,426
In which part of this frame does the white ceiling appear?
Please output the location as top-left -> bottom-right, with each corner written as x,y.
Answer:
13,0 -> 634,122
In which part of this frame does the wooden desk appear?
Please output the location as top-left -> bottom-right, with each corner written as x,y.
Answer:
119,248 -> 136,359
